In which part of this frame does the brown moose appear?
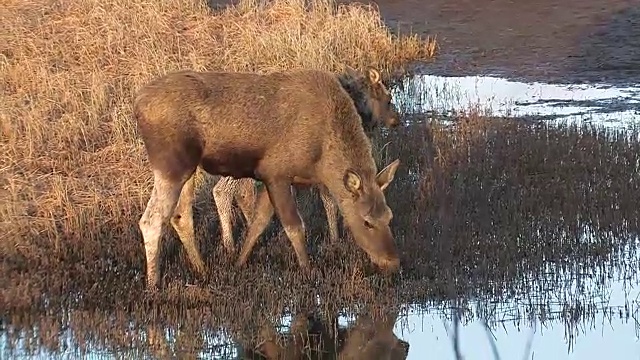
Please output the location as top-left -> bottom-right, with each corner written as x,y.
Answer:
134,67 -> 401,289
209,67 -> 402,265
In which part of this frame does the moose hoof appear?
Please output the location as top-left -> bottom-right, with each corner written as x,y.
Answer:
221,240 -> 236,252
298,263 -> 312,277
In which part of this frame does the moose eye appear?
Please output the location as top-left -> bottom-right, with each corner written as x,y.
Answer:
364,220 -> 375,229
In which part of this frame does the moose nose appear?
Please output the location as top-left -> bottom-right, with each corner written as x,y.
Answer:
379,256 -> 400,274
399,340 -> 410,355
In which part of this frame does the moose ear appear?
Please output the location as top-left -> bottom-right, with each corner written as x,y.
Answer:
367,68 -> 381,84
344,170 -> 363,196
376,159 -> 400,192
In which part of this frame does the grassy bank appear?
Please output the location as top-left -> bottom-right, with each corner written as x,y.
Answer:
0,0 -> 435,273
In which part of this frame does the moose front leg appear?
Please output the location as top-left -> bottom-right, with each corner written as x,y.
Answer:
319,185 -> 339,243
265,181 -> 310,270
138,170 -> 185,290
213,176 -> 240,252
236,186 -> 275,267
236,180 -> 310,270
235,178 -> 257,224
170,175 -> 206,278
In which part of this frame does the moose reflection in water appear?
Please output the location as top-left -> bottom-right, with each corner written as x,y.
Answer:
134,67 -> 402,289
142,305 -> 409,360
237,309 -> 408,360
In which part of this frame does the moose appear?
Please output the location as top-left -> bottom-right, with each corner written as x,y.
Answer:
134,66 -> 402,289
210,67 -> 402,265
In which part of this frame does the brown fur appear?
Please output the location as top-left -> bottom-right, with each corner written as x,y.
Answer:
135,68 -> 401,289
212,67 -> 401,255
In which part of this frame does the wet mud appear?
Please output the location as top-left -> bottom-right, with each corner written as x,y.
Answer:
357,0 -> 640,86
2,112 -> 640,358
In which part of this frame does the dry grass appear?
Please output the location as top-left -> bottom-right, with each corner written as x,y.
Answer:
0,0 -> 435,264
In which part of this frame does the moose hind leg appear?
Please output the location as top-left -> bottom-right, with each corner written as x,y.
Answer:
236,186 -> 275,267
170,175 -> 206,278
319,186 -> 339,243
213,176 -> 239,252
256,180 -> 310,270
235,178 -> 257,224
139,170 -> 184,290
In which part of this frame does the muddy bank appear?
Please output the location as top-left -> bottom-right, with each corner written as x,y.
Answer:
347,0 -> 640,86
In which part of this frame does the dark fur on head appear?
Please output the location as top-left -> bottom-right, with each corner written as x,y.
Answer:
338,66 -> 401,132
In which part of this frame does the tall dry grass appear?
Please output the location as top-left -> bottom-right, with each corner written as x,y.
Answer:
0,0 -> 435,267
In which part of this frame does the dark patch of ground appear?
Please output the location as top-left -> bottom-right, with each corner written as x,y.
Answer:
344,0 -> 640,86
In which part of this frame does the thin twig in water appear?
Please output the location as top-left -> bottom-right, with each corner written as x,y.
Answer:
521,326 -> 536,360
482,319 -> 501,360
454,310 -> 462,360
445,305 -> 463,360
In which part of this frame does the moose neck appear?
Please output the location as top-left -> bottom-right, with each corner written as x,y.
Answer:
318,93 -> 379,215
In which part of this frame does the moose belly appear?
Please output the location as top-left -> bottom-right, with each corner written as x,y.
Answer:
199,149 -> 262,179
292,176 -> 317,187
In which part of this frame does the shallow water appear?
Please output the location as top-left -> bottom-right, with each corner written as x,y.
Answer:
3,74 -> 640,359
396,249 -> 640,359
393,75 -> 640,132
5,257 -> 640,360
387,75 -> 640,359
